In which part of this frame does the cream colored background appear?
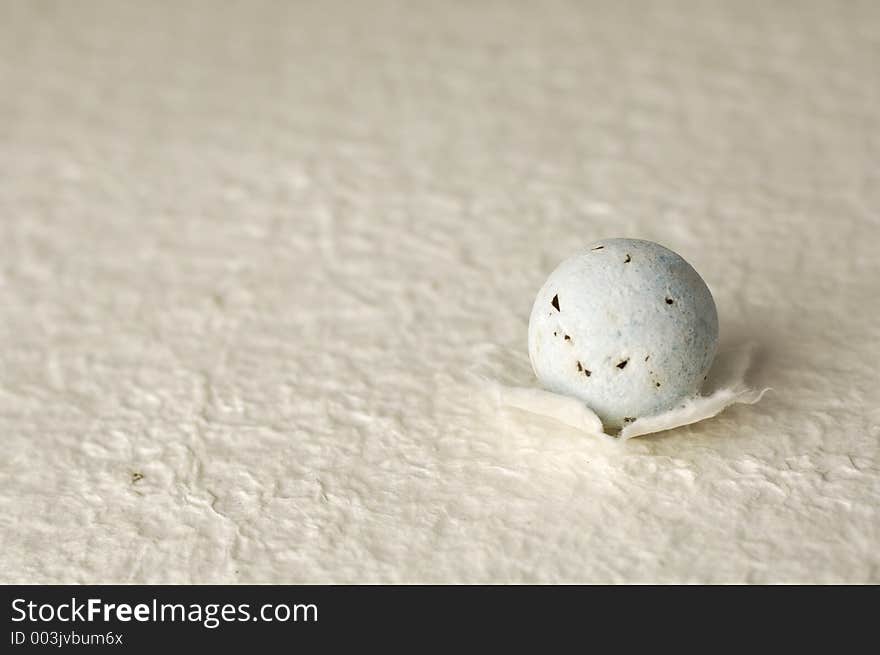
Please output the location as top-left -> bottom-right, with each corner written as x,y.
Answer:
1,0 -> 878,583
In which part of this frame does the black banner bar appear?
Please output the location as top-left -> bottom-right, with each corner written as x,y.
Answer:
0,585 -> 871,651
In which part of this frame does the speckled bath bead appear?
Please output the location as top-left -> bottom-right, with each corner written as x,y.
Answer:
528,238 -> 719,429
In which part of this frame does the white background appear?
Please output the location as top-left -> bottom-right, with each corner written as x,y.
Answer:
1,0 -> 878,583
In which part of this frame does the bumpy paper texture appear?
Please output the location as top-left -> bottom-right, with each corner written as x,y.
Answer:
2,1 -> 878,585
487,343 -> 769,441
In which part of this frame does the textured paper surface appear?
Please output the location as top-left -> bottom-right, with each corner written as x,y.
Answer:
1,1 -> 879,583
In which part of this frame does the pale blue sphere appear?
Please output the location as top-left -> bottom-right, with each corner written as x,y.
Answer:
528,239 -> 719,429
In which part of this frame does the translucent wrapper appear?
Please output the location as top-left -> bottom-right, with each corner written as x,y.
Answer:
477,342 -> 769,441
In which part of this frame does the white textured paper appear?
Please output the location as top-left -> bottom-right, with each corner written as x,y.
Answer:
1,1 -> 879,583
